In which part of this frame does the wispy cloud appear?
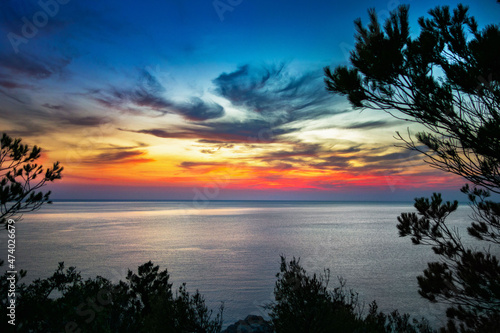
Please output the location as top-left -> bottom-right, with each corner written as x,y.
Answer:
0,52 -> 72,79
180,161 -> 226,168
121,117 -> 295,144
42,103 -> 64,110
309,155 -> 353,169
91,69 -> 225,120
91,84 -> 172,116
0,79 -> 33,90
120,63 -> 353,145
84,149 -> 154,164
260,142 -> 325,160
344,120 -> 399,130
58,115 -> 111,127
175,97 -> 225,121
213,63 -> 343,122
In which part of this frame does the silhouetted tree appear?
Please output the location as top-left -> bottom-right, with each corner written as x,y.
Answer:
117,261 -> 224,332
1,134 -> 63,331
267,256 -> 362,332
0,133 -> 63,226
324,4 -> 500,332
325,5 -> 499,193
266,256 -> 434,333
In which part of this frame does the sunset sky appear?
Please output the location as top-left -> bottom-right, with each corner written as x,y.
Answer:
1,0 -> 498,201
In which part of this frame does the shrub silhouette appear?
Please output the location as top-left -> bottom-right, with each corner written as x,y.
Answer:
266,256 -> 434,333
1,257 -> 439,332
1,261 -> 223,332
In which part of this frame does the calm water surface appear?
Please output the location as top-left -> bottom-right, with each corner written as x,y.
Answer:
2,201 -> 476,328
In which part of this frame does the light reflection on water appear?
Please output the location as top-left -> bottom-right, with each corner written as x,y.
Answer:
1,201 -> 475,328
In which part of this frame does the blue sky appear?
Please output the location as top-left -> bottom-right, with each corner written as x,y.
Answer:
1,0 -> 498,200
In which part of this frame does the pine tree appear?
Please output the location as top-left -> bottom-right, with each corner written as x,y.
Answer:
324,5 -> 500,331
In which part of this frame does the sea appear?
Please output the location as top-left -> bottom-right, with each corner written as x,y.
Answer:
1,200 -> 478,329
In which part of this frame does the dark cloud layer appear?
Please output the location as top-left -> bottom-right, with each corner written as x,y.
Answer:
121,116 -> 295,144
261,143 -> 324,160
310,155 -> 353,169
0,52 -> 72,79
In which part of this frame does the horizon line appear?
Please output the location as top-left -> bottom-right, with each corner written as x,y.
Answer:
49,199 -> 467,204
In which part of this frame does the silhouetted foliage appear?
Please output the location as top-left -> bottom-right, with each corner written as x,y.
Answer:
397,192 -> 500,332
0,133 -> 63,226
0,261 -> 223,332
325,5 -> 500,194
2,256 -> 441,332
1,133 -> 63,328
266,256 -> 434,333
325,5 -> 500,332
